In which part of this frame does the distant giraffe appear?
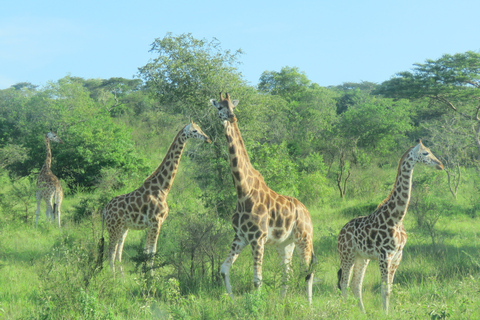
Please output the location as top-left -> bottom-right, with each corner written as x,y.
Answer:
103,122 -> 211,273
210,93 -> 316,304
337,140 -> 443,313
35,131 -> 64,228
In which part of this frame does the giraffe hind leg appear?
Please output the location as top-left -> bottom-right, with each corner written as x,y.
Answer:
115,229 -> 129,275
338,259 -> 355,299
351,257 -> 369,313
275,242 -> 295,299
221,236 -> 247,300
46,195 -> 54,223
54,192 -> 62,228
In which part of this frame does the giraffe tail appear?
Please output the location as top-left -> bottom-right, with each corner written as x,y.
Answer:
337,268 -> 342,290
305,253 -> 317,281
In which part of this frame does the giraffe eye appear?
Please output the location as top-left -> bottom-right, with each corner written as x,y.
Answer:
422,152 -> 429,156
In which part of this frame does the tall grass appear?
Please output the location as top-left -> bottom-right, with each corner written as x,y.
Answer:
1,195 -> 479,319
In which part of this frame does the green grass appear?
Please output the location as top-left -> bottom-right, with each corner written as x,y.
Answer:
1,193 -> 480,319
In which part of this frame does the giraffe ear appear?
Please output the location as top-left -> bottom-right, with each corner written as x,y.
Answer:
232,100 -> 239,108
210,99 -> 220,109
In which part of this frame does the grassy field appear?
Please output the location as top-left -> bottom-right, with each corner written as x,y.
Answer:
1,188 -> 479,320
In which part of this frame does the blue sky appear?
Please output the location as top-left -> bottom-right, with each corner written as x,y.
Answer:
1,0 -> 479,89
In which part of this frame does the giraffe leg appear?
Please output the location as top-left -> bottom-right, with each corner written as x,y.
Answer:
108,240 -> 119,274
275,242 -> 295,299
338,254 -> 355,300
107,226 -> 123,274
251,237 -> 266,289
54,190 -> 63,228
379,254 -> 395,314
221,236 -> 247,300
35,191 -> 42,228
115,229 -> 129,275
351,257 -> 369,313
46,194 -> 54,223
382,250 -> 403,314
144,224 -> 161,273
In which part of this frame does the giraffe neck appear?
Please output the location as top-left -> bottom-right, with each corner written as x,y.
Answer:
224,119 -> 263,198
143,129 -> 188,198
42,137 -> 52,171
377,147 -> 416,223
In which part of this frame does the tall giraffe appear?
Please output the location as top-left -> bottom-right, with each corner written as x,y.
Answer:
103,122 -> 211,273
35,131 -> 64,228
337,140 -> 443,313
210,93 -> 316,304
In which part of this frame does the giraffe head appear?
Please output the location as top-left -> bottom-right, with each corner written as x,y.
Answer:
183,121 -> 211,143
46,130 -> 64,144
412,140 -> 443,170
210,92 -> 239,123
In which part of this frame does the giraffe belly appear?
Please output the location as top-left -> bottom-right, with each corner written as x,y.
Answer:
355,248 -> 379,260
266,226 -> 294,244
125,213 -> 149,230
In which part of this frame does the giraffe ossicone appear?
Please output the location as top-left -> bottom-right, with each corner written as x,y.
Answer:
210,92 -> 316,304
35,130 -> 64,228
103,122 -> 210,274
337,140 -> 443,314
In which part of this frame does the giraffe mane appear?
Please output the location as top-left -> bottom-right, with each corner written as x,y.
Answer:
230,120 -> 252,166
376,146 -> 414,209
144,125 -> 186,182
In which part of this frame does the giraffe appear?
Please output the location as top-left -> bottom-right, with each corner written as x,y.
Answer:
210,93 -> 316,304
103,122 -> 211,273
337,140 -> 443,313
35,130 -> 64,228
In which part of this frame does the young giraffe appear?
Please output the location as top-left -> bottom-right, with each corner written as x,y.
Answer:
103,122 -> 211,273
210,93 -> 316,304
35,131 -> 64,228
337,140 -> 443,313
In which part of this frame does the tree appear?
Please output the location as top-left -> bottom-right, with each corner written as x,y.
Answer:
376,51 -> 480,162
138,33 -> 248,218
77,77 -> 145,115
0,77 -> 146,189
336,92 -> 413,154
139,32 -> 246,119
422,113 -> 473,199
258,66 -> 311,101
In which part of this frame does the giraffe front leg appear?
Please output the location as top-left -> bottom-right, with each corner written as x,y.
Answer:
379,254 -> 396,314
351,257 -> 369,313
251,237 -> 266,289
145,224 -> 161,274
276,242 -> 295,299
221,236 -> 246,300
383,250 -> 403,314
